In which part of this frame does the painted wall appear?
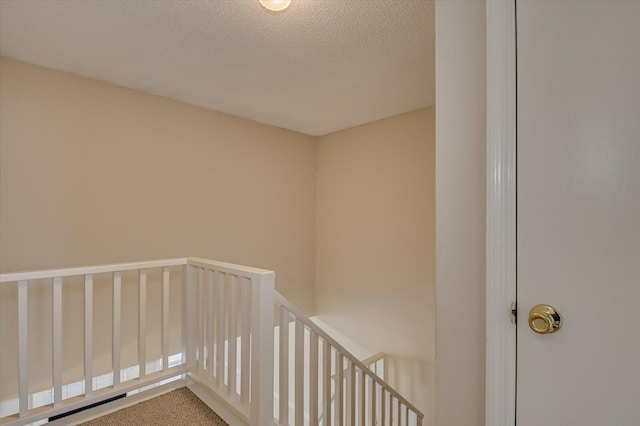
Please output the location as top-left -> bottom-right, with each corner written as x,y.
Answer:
314,108 -> 435,423
435,1 -> 486,425
0,57 -> 316,312
0,57 -> 439,417
0,57 -> 316,399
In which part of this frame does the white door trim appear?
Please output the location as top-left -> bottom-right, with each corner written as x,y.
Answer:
485,0 -> 517,425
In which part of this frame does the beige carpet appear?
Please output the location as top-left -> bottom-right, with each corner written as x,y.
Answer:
81,388 -> 228,425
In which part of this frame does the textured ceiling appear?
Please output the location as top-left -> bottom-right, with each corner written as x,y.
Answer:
0,0 -> 434,136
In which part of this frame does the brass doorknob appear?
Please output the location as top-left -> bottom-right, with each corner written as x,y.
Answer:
528,304 -> 562,334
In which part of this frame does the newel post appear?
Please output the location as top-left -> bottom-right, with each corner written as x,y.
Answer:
250,271 -> 275,425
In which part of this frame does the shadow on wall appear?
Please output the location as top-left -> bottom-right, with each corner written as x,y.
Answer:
386,354 -> 433,416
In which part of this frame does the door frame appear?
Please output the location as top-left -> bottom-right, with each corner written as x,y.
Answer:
485,0 -> 517,425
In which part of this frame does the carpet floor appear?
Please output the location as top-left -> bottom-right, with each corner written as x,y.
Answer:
81,388 -> 228,425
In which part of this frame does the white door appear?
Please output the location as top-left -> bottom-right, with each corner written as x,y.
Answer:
517,1 -> 640,425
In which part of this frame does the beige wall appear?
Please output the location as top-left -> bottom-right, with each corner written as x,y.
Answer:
314,108 -> 435,423
0,57 -> 439,415
0,57 -> 316,313
435,1 -> 486,425
0,57 -> 317,398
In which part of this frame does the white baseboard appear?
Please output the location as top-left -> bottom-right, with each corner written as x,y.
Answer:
186,378 -> 250,426
47,378 -> 186,426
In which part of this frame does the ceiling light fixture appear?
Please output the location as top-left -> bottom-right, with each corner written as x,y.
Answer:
259,0 -> 291,12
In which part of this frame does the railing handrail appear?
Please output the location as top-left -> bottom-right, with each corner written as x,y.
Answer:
0,256 -> 275,283
331,352 -> 386,382
274,291 -> 424,420
186,257 -> 274,278
360,352 -> 386,369
0,258 -> 189,283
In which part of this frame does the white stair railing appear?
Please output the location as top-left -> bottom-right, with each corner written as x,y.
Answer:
183,257 -> 274,426
318,353 -> 387,426
0,258 -> 421,426
274,292 -> 423,426
361,353 -> 386,382
0,258 -> 190,426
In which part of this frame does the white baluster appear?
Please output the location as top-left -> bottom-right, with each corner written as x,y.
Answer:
18,280 -> 28,416
113,272 -> 121,386
381,389 -> 386,426
198,268 -> 205,374
359,370 -> 367,426
309,329 -> 319,425
346,360 -> 355,426
138,270 -> 146,379
162,267 -> 170,372
294,319 -> 304,426
53,277 -> 62,406
85,274 -> 94,395
240,276 -> 251,403
334,351 -> 343,425
324,341 -> 332,425
389,396 -> 394,426
185,265 -> 197,372
208,270 -> 215,381
370,376 -> 376,426
228,275 -> 238,396
279,306 -> 289,425
216,272 -> 225,386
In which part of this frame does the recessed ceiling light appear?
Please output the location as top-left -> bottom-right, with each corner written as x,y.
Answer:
259,0 -> 292,12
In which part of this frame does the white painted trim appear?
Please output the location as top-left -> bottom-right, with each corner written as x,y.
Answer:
0,354 -> 185,418
48,378 -> 186,426
2,366 -> 187,426
186,377 -> 250,426
0,258 -> 189,283
486,0 -> 517,425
